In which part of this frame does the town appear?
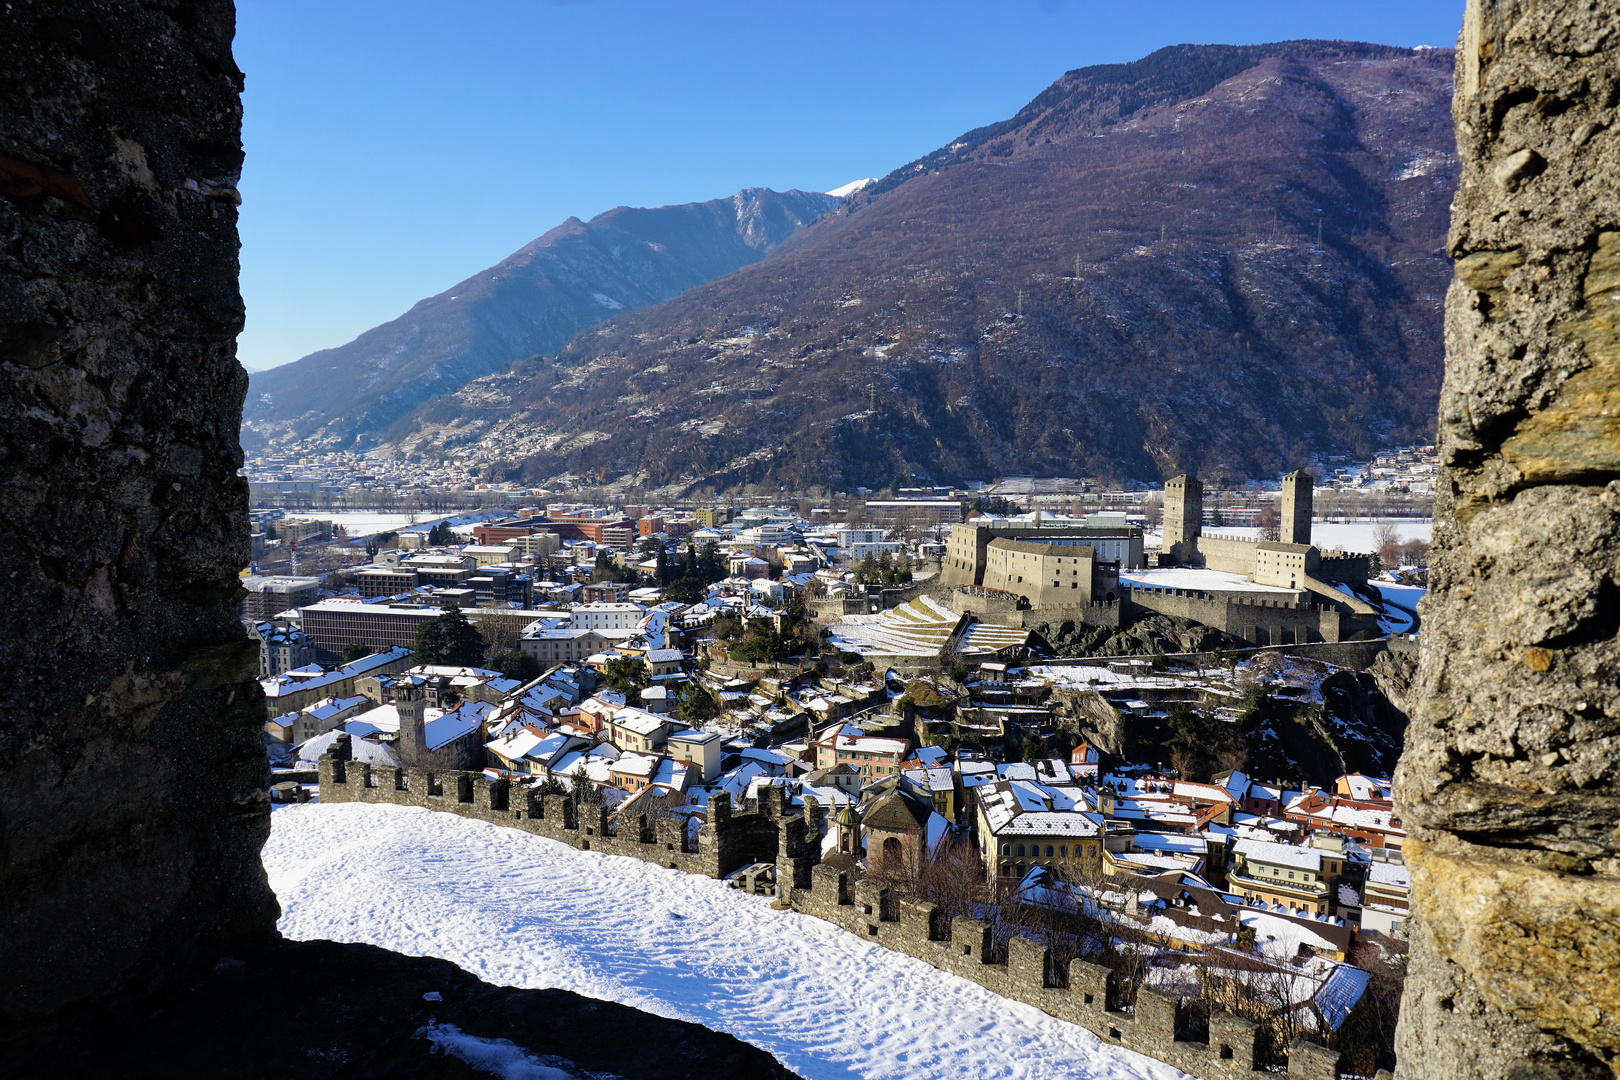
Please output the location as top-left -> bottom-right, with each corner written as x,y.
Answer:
251,467 -> 1427,1077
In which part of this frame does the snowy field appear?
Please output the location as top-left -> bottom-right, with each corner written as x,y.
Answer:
1147,519 -> 1431,553
266,802 -> 1185,1080
274,511 -> 432,536
1311,519 -> 1431,552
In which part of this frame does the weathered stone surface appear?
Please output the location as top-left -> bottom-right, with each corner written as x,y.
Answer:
1397,2 -> 1620,1076
0,0 -> 278,1028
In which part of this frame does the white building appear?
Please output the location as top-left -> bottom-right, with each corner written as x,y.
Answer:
569,602 -> 646,631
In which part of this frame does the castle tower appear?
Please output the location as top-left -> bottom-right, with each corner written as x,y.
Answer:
1162,475 -> 1203,565
1279,470 -> 1314,546
395,685 -> 427,764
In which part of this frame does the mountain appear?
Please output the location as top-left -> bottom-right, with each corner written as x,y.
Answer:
242,187 -> 841,448
381,41 -> 1456,492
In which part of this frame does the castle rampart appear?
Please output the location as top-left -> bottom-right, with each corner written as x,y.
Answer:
317,732 -> 1342,1079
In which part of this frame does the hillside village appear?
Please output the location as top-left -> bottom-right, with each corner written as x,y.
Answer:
248,469 -> 1425,1074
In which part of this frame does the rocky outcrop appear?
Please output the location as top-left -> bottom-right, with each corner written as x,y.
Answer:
1032,613 -> 1245,658
1395,3 -> 1620,1076
0,0 -> 279,1031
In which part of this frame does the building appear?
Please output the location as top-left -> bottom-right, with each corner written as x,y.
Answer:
1227,837 -> 1356,917
240,575 -> 321,620
941,519 -> 1144,590
394,687 -> 484,770
250,622 -> 316,676
300,599 -> 450,661
862,499 -> 964,524
463,544 -> 517,566
812,724 -> 909,779
258,646 -> 414,716
580,582 -> 631,604
570,602 -> 645,631
511,532 -> 562,559
520,628 -> 613,665
1359,857 -> 1411,937
693,506 -> 732,527
667,729 -> 723,783
975,780 -> 1104,890
644,648 -> 684,678
860,786 -> 937,871
605,707 -> 678,754
979,538 -> 1121,607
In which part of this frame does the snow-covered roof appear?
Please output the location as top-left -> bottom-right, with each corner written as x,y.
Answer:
610,707 -> 671,737
1234,838 -> 1322,872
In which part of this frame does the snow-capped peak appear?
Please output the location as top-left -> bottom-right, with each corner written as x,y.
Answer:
826,177 -> 876,198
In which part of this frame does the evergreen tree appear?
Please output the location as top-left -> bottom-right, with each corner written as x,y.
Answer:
413,606 -> 486,666
601,656 -> 649,697
490,649 -> 541,682
676,682 -> 717,723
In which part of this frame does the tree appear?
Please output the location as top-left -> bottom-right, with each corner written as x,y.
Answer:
594,550 -> 622,583
676,682 -> 717,724
490,649 -> 541,683
263,521 -> 278,541
342,643 -> 370,664
654,547 -> 670,586
664,576 -> 706,603
1255,506 -> 1280,541
601,656 -> 649,697
413,606 -> 486,667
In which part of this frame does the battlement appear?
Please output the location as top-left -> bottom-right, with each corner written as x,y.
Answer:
316,733 -> 1338,1079
789,866 -> 1330,1079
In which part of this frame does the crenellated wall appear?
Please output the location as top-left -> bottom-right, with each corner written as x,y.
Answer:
319,736 -> 1342,1080
790,866 -> 1337,1079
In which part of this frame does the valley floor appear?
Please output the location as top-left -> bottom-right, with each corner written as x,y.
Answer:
266,801 -> 1187,1080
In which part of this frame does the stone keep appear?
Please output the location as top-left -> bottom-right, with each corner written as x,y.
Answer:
1162,474 -> 1203,565
1279,470 -> 1313,546
1396,2 -> 1620,1077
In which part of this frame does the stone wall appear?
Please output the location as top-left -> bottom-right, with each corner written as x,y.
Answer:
0,0 -> 278,1029
1124,587 -> 1352,644
790,868 -> 1337,1080
1395,4 -> 1620,1077
1199,535 -> 1261,576
324,742 -> 1342,1079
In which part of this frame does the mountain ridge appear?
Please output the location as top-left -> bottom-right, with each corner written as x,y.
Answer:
378,40 -> 1457,492
243,186 -> 840,448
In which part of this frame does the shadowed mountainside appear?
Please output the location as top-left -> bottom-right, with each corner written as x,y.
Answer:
385,41 -> 1455,492
243,187 -> 839,447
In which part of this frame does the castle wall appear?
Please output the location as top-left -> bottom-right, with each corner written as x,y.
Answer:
1396,4 -> 1620,1075
1198,535 -> 1259,576
1124,588 -> 1343,645
318,734 -> 1343,1079
789,869 -> 1334,1080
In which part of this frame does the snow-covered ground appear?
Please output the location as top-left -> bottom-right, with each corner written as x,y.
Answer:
277,511 -> 435,536
1311,519 -> 1431,552
266,802 -> 1185,1080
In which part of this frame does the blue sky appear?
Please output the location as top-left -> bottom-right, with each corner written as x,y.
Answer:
236,0 -> 1466,372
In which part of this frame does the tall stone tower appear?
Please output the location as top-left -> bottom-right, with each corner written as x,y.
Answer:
1162,475 -> 1203,565
395,686 -> 428,765
1279,470 -> 1314,546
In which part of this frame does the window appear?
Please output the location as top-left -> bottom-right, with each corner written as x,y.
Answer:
1059,845 -> 1067,858
1045,845 -> 1055,857
1000,843 -> 1010,856
1015,844 -> 1025,857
